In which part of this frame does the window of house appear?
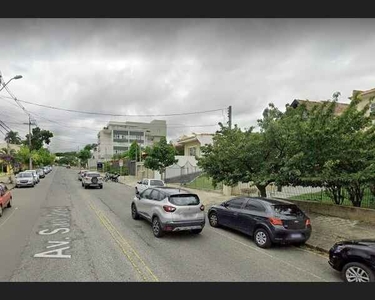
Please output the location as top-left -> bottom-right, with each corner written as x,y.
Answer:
189,147 -> 197,156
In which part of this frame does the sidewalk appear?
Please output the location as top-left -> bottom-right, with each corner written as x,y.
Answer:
0,174 -> 16,190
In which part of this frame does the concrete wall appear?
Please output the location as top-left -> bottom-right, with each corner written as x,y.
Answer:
284,198 -> 375,225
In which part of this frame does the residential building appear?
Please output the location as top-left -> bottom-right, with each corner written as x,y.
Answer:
349,88 -> 375,117
0,143 -> 21,174
290,99 -> 349,116
176,133 -> 214,158
96,120 -> 167,161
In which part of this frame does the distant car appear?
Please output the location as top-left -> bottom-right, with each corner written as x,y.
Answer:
132,187 -> 205,237
207,197 -> 312,248
329,240 -> 375,282
135,178 -> 165,194
66,165 -> 71,169
78,170 -> 88,181
36,168 -> 45,178
82,172 -> 103,189
0,183 -> 12,217
43,167 -> 49,174
25,170 -> 40,184
15,172 -> 35,188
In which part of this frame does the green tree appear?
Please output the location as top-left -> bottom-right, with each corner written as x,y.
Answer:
24,127 -> 54,151
128,141 -> 141,161
77,149 -> 91,166
4,131 -> 22,144
14,145 -> 31,166
144,137 -> 177,179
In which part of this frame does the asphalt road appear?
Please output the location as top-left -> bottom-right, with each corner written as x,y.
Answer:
0,167 -> 342,282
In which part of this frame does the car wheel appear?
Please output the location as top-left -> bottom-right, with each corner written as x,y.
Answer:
7,198 -> 12,208
208,212 -> 219,227
0,205 -> 3,217
100,185 -> 103,189
131,203 -> 140,220
254,228 -> 272,249
152,217 -> 164,238
342,262 -> 375,282
191,229 -> 202,234
84,184 -> 88,189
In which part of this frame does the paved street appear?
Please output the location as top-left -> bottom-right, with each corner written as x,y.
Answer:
0,167 -> 341,282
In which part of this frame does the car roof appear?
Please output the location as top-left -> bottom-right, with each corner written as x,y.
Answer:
151,186 -> 192,195
246,197 -> 294,206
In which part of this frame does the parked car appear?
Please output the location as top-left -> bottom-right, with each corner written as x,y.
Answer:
132,187 -> 205,237
207,197 -> 311,248
0,183 -> 12,217
15,172 -> 35,188
43,166 -> 49,174
36,168 -> 45,178
135,178 -> 165,194
25,170 -> 40,184
78,170 -> 88,181
329,240 -> 375,282
82,172 -> 103,189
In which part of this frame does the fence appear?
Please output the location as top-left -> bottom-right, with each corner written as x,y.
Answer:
184,175 -> 223,192
238,183 -> 375,209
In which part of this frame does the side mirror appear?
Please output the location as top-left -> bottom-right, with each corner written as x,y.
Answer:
222,202 -> 229,208
136,193 -> 141,199
137,181 -> 142,184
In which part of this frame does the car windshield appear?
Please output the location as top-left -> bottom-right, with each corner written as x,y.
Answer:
272,205 -> 304,217
150,180 -> 164,186
18,173 -> 32,178
169,194 -> 200,206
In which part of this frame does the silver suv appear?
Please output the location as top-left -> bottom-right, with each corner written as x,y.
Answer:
131,187 -> 205,237
82,172 -> 103,189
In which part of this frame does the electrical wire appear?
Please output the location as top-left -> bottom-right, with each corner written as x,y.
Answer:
0,95 -> 226,117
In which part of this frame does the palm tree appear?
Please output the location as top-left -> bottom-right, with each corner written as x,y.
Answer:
4,131 -> 22,144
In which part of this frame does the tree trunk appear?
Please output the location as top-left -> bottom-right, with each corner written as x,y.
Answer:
256,185 -> 267,197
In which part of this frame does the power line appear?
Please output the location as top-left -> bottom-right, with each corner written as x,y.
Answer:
0,95 -> 226,117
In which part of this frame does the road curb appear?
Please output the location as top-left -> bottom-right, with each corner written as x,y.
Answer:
304,242 -> 329,254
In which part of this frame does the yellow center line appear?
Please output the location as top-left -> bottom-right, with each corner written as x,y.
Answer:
87,200 -> 158,282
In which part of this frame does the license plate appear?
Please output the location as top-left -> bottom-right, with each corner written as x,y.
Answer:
291,233 -> 302,238
176,226 -> 201,231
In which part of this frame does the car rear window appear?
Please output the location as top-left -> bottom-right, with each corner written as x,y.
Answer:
150,180 -> 164,186
86,173 -> 100,177
169,194 -> 200,206
272,205 -> 304,216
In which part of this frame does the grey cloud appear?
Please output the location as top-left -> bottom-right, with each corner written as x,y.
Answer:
1,19 -> 375,152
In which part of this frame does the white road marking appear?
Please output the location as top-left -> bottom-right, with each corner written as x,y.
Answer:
210,228 -> 326,281
0,207 -> 18,230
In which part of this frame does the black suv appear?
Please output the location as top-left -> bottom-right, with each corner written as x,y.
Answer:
207,197 -> 311,248
329,240 -> 375,282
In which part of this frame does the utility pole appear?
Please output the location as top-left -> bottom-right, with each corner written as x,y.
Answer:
24,115 -> 35,170
228,105 -> 232,129
28,115 -> 32,169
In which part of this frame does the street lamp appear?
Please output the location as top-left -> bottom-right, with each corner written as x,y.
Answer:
0,75 -> 23,92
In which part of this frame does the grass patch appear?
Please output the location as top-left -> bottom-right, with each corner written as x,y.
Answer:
185,175 -> 222,191
289,189 -> 375,209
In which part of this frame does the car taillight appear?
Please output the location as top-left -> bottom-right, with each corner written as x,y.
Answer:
200,204 -> 205,211
305,219 -> 311,226
269,217 -> 283,226
163,205 -> 176,212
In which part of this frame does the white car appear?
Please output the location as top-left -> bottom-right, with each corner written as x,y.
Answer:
135,178 -> 165,194
15,172 -> 35,188
25,170 -> 39,184
82,172 -> 103,189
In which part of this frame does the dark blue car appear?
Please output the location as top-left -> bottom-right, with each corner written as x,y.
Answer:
207,197 -> 311,248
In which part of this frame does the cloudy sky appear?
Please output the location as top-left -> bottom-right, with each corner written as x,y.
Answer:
1,18 -> 375,152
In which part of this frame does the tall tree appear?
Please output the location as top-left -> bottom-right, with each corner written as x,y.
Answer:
144,137 -> 177,179
4,131 -> 22,144
24,127 -> 54,151
128,141 -> 141,161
